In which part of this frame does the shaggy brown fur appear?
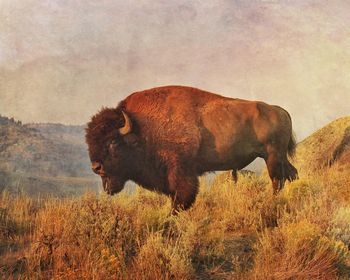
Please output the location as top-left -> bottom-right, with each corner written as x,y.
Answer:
86,86 -> 298,211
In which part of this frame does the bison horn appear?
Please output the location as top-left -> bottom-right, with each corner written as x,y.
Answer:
119,111 -> 132,135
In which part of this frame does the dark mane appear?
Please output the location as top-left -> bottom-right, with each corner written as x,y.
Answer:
85,107 -> 123,162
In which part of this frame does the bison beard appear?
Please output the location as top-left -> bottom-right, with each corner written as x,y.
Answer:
86,85 -> 298,213
101,176 -> 124,195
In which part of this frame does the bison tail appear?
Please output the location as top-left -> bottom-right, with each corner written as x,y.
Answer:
287,131 -> 297,158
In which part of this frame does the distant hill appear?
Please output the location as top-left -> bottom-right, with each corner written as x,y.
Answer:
294,116 -> 350,174
0,115 -> 98,196
0,116 -> 91,177
26,122 -> 86,147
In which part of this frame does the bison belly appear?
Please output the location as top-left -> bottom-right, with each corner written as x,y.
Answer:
197,100 -> 263,173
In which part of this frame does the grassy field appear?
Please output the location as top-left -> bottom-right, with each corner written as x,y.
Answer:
1,164 -> 349,279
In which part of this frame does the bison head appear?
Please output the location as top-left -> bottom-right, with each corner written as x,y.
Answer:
85,107 -> 134,195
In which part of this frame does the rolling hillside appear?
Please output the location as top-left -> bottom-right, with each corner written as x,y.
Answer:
294,116 -> 350,175
0,115 -> 98,196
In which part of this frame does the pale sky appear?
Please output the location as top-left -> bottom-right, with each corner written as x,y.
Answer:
0,0 -> 349,140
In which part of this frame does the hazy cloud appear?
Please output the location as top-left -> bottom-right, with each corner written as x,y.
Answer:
0,0 -> 349,139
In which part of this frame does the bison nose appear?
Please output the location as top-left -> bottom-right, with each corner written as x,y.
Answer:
92,162 -> 102,174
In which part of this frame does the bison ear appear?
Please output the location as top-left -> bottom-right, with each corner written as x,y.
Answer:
119,111 -> 132,135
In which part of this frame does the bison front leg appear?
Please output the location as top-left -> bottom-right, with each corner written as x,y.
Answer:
168,169 -> 199,213
158,151 -> 199,213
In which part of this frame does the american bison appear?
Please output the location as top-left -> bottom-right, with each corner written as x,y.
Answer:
86,86 -> 298,211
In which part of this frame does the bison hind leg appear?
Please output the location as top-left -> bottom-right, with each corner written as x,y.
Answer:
286,161 -> 298,182
265,155 -> 287,194
267,159 -> 298,194
265,142 -> 300,194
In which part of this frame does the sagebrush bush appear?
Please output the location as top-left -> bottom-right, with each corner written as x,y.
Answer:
251,220 -> 349,280
129,232 -> 193,280
328,206 -> 350,247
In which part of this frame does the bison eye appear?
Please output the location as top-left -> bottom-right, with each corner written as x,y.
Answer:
108,140 -> 118,153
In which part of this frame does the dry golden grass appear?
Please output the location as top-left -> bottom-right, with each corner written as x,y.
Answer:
294,116 -> 350,175
0,164 -> 349,279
